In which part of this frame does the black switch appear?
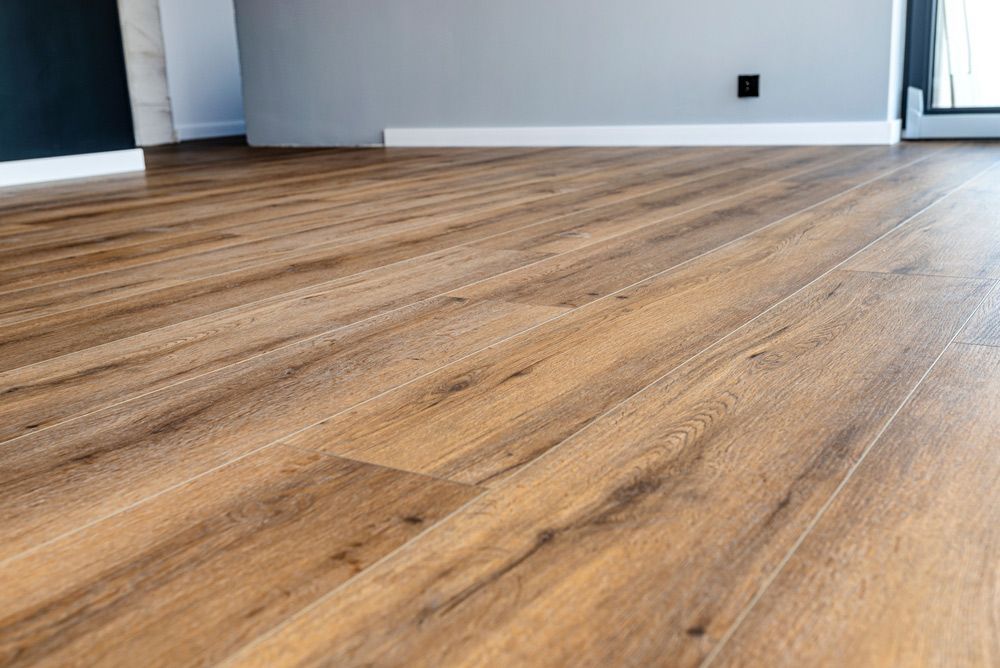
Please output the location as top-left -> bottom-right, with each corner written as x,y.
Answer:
738,74 -> 760,98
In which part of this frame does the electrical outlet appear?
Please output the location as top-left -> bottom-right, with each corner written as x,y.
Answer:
738,74 -> 760,98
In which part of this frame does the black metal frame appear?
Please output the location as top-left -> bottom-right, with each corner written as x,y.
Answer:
904,0 -> 1000,119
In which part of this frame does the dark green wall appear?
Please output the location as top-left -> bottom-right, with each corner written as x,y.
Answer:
0,0 -> 135,162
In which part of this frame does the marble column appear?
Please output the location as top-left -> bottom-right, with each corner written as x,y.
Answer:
118,0 -> 176,145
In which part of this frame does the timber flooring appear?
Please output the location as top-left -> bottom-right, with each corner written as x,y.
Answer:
0,140 -> 998,667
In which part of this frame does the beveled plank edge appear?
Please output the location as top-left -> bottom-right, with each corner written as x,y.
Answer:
218,152 -> 1000,668
700,278 -> 1000,667
0,145 -> 932,454
842,268 -> 997,281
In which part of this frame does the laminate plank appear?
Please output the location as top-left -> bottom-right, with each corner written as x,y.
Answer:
0,145 -> 779,296
0,148 -> 592,263
0,229 -> 256,294
0,168 -> 551,279
0,146 -> 788,284
0,149 -> 423,230
0,151 -> 914,448
0,147 -> 619,259
0,180 -> 573,322
0,197 -> 334,268
0,247 -> 547,443
0,148 -> 896,444
2,142 -> 996,666
225,270 -> 989,668
0,148 -> 848,369
285,146 -> 996,485
0,145 -> 757,280
710,342 -> 1000,667
0,146 -> 713,250
0,445 -> 479,668
0,146 -> 539,226
10,147 -> 663,219
469,151 -> 862,257
0,239 -> 554,373
463,143 -> 933,308
846,162 -> 1000,279
0,295 -> 565,561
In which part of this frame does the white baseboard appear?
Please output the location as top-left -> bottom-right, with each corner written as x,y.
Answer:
0,148 -> 146,188
176,120 -> 247,141
903,86 -> 1000,139
385,121 -> 902,147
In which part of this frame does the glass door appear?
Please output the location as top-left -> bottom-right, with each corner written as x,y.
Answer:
904,0 -> 1000,138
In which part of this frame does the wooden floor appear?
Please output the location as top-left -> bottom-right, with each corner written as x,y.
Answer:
1,139 -> 998,667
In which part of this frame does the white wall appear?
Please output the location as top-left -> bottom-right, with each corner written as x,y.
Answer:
159,0 -> 245,140
235,0 -> 907,147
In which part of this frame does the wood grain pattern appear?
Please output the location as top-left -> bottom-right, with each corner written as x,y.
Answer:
0,247 -> 547,443
466,143 -> 933,307
288,146 -> 994,485
2,141 -> 999,666
0,445 -> 478,668
0,148 -> 557,265
710,342 -> 1000,667
0,147 -> 536,227
0,180 -> 572,324
226,271 -> 990,668
0,145 -> 781,306
0,146 -> 911,442
0,146 -> 721,264
0,295 -> 564,561
847,162 -> 1000,279
0,147 -> 848,370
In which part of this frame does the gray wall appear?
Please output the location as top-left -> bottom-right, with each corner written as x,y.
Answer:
235,0 -> 903,146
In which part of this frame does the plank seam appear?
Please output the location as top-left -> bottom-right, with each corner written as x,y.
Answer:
0,149 -> 627,282
0,147 -> 678,261
952,340 -> 1000,349
222,153 -> 1000,667
0,149 -> 933,571
278,441 -> 485,490
700,277 -> 1000,667
0,147 -> 827,321
0,149 -> 925,451
841,267 -> 1000,281
0,148 -> 871,375
0,147 -> 542,231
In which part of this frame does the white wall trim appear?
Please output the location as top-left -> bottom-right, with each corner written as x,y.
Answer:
175,120 -> 246,141
0,149 -> 146,188
385,121 -> 902,147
